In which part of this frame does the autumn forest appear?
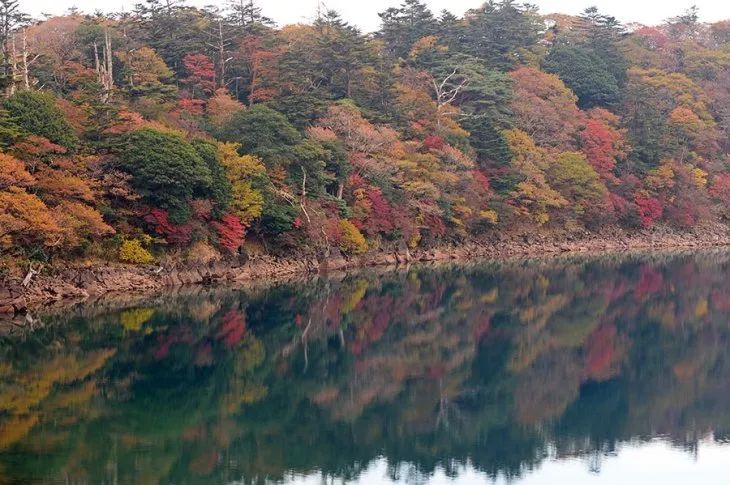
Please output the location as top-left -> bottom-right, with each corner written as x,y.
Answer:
1,0 -> 729,270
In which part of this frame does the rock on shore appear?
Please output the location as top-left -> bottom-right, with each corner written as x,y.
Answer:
2,224 -> 729,315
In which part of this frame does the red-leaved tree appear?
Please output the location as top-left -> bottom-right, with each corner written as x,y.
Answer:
211,213 -> 245,253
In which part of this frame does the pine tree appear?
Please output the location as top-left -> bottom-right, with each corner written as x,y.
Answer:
226,0 -> 273,33
377,0 -> 437,59
462,0 -> 543,70
313,10 -> 368,99
0,0 -> 29,95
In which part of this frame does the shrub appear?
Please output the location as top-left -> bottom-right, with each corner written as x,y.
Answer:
119,239 -> 154,264
339,219 -> 368,255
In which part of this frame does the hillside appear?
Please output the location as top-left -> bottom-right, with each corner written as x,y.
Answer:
0,1 -> 728,277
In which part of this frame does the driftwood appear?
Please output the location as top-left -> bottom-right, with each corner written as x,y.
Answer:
22,264 -> 42,287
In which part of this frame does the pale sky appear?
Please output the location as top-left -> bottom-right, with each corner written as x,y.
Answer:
28,0 -> 730,31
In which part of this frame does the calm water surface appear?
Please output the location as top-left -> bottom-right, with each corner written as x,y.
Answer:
1,250 -> 730,484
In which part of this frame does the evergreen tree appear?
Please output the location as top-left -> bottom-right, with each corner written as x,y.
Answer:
378,0 -> 437,59
216,104 -> 302,168
4,90 -> 79,151
543,46 -> 621,108
462,0 -> 543,70
313,10 -> 369,99
115,128 -> 213,222
226,0 -> 273,33
577,7 -> 628,86
132,0 -> 208,76
191,139 -> 233,212
0,0 -> 29,94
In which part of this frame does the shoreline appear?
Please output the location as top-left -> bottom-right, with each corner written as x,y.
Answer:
2,224 -> 729,316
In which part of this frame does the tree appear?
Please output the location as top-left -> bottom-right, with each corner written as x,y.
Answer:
217,142 -> 266,225
132,0 -> 208,76
577,7 -> 628,86
543,46 -> 620,108
22,14 -> 84,94
338,219 -> 368,254
227,0 -> 273,33
0,152 -> 31,188
580,109 -> 627,183
216,104 -> 301,167
119,238 -> 154,264
4,90 -> 79,151
545,152 -> 608,219
509,67 -> 583,150
115,128 -> 213,222
0,109 -> 21,148
622,68 -> 717,168
503,128 -> 567,224
207,88 -> 245,129
191,139 -> 233,211
406,39 -> 514,154
313,10 -> 368,99
211,213 -> 245,253
0,0 -> 30,95
117,47 -> 176,100
462,0 -> 543,70
181,53 -> 216,99
0,186 -> 60,250
54,200 -> 115,249
378,0 -> 437,59
666,5 -> 701,41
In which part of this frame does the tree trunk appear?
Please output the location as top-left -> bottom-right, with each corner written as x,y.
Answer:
218,20 -> 226,87
21,29 -> 29,89
9,33 -> 16,95
94,31 -> 114,102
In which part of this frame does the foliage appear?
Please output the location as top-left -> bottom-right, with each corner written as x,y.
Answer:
212,213 -> 246,253
216,104 -> 301,167
115,128 -> 213,222
510,67 -> 583,150
543,46 -> 621,109
0,187 -> 60,250
1,2 -> 728,262
143,208 -> 194,246
119,238 -> 154,264
546,152 -> 608,218
217,142 -> 266,225
338,219 -> 368,255
4,91 -> 79,150
503,129 -> 567,224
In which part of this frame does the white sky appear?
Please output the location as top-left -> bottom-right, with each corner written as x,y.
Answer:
28,0 -> 730,31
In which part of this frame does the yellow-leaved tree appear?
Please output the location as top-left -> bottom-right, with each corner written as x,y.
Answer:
217,142 -> 266,226
503,129 -> 567,224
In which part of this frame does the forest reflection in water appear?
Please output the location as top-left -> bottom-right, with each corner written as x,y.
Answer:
1,250 -> 730,484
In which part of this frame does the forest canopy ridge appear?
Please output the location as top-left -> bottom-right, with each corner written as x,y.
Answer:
0,0 -> 728,269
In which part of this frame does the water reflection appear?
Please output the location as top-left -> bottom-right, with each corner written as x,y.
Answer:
1,250 -> 729,484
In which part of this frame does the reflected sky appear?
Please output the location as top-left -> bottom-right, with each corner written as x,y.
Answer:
281,440 -> 730,485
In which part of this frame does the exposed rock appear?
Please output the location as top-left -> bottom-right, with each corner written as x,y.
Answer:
2,224 -> 729,316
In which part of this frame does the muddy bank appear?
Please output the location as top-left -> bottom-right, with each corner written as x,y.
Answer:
2,224 -> 729,316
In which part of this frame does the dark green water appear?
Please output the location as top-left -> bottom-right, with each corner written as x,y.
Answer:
1,250 -> 730,484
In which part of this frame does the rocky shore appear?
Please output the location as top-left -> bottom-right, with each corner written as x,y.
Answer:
2,224 -> 729,316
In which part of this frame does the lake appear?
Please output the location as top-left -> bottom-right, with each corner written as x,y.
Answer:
1,250 -> 729,484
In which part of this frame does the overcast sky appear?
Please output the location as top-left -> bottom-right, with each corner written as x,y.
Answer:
28,0 -> 730,31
